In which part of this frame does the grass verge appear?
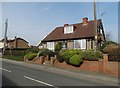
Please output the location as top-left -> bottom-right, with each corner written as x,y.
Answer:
2,55 -> 24,61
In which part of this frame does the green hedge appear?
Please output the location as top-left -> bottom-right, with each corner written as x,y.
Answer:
26,48 -> 39,53
82,49 -> 103,61
69,55 -> 83,66
58,49 -> 103,64
25,53 -> 37,61
58,49 -> 82,63
38,48 -> 54,57
4,48 -> 28,56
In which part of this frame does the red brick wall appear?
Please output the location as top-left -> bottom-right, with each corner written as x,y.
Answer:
103,62 -> 119,76
53,60 -> 119,76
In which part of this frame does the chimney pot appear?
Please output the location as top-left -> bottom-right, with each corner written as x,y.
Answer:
82,17 -> 88,25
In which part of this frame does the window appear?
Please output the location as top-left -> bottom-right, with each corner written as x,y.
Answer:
47,42 -> 54,51
62,41 -> 67,49
64,25 -> 73,34
74,39 -> 86,49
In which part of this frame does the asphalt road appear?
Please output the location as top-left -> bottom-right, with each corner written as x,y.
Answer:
0,59 -> 119,88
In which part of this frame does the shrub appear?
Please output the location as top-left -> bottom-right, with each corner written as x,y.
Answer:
55,42 -> 62,55
103,44 -> 120,61
25,53 -> 37,61
101,41 -> 117,52
58,49 -> 82,63
69,55 -> 83,66
26,47 -> 39,53
38,48 -> 54,57
82,49 -> 103,61
57,54 -> 64,63
58,49 -> 103,63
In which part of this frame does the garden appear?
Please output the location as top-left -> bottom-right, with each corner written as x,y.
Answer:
2,41 -> 119,66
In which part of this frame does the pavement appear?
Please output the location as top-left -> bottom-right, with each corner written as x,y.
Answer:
0,58 -> 119,87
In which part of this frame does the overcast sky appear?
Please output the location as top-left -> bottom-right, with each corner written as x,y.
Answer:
1,1 -> 119,45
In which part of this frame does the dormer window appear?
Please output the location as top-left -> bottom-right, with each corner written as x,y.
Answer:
64,25 -> 73,34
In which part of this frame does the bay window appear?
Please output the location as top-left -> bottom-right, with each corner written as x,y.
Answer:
47,42 -> 54,51
74,39 -> 86,49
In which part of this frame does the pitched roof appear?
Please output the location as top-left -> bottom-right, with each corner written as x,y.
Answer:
9,37 -> 29,43
0,37 -> 28,43
42,19 -> 102,42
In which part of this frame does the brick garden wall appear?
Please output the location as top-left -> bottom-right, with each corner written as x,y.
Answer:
103,62 -> 119,76
53,59 -> 119,76
25,54 -> 119,76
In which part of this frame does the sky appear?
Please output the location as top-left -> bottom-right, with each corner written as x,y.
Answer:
1,1 -> 119,45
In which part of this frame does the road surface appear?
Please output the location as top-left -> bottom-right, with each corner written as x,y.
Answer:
0,58 -> 118,88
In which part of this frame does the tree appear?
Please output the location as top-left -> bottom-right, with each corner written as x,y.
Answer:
105,31 -> 112,41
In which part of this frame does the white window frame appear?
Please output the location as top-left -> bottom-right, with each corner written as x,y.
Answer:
64,25 -> 73,34
74,39 -> 86,49
47,42 -> 54,51
81,39 -> 86,49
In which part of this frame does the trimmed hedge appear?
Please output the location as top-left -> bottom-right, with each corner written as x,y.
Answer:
58,49 -> 82,63
58,49 -> 103,64
69,55 -> 83,66
25,53 -> 37,61
82,49 -> 103,61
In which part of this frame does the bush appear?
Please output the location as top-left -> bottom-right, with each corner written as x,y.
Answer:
57,54 -> 64,63
58,49 -> 103,63
103,44 -> 120,61
38,48 -> 54,57
26,47 -> 39,53
58,49 -> 82,63
82,49 -> 103,61
55,42 -> 62,55
69,55 -> 83,66
25,53 -> 37,61
101,41 -> 117,52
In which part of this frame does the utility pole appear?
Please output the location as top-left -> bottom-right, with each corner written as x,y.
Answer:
3,19 -> 8,54
94,0 -> 98,52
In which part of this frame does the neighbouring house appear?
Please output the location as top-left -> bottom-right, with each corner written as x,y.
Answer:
0,42 -> 4,49
0,42 -> 4,53
0,36 -> 30,49
39,17 -> 106,51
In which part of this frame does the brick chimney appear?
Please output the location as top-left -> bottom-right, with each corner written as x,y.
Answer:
82,17 -> 88,25
14,36 -> 17,48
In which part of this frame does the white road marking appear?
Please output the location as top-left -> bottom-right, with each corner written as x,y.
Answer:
24,76 -> 58,88
0,68 -> 11,72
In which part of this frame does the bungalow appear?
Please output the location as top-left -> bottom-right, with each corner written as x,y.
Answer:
40,17 -> 106,51
0,36 -> 30,49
